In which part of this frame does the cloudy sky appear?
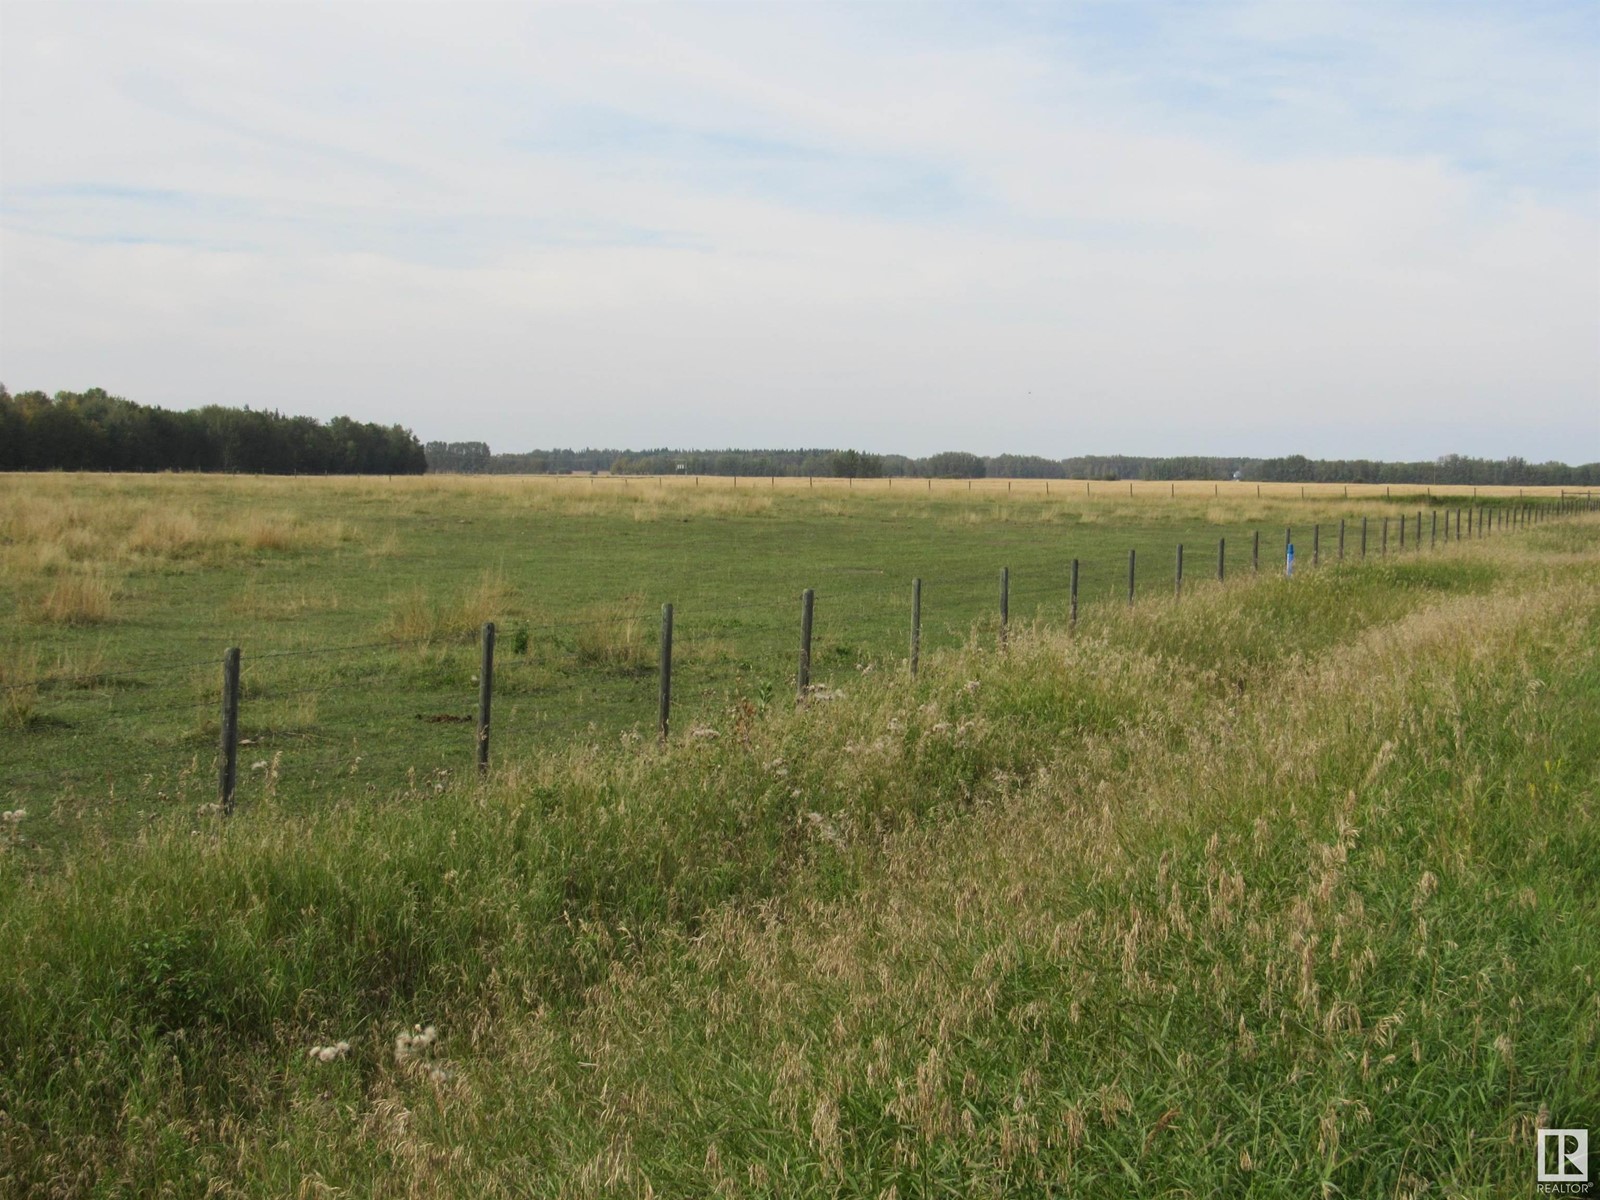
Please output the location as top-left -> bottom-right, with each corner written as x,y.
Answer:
1,1 -> 1596,461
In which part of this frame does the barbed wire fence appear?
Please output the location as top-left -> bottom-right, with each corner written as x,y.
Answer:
2,495 -> 1592,826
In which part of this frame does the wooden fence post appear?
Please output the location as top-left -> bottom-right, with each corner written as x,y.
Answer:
797,589 -> 814,700
1175,543 -> 1183,598
1313,523 -> 1320,568
1253,529 -> 1260,573
910,579 -> 921,677
657,604 -> 673,743
1070,559 -> 1079,628
1127,549 -> 1136,606
1217,537 -> 1225,582
1399,513 -> 1405,551
476,623 -> 495,777
1361,516 -> 1368,558
1338,518 -> 1345,561
219,647 -> 240,815
999,567 -> 1009,647
1431,511 -> 1437,549
1382,517 -> 1389,557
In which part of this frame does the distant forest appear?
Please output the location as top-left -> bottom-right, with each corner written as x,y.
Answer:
4,388 -> 1589,484
425,442 -> 1599,486
2,388 -> 427,475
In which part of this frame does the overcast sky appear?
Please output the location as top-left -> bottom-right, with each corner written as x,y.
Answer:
2,1 -> 1596,461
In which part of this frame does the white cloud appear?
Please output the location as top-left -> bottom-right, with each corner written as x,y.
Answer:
1,1 -> 1595,460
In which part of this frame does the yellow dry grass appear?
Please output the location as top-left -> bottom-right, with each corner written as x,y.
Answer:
381,569 -> 514,645
35,572 -> 115,625
0,475 -> 356,584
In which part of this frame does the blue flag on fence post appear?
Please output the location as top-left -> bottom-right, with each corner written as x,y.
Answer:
1286,543 -> 1295,577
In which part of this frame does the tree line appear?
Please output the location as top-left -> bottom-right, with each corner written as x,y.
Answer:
1,387 -> 427,475
426,443 -> 1597,485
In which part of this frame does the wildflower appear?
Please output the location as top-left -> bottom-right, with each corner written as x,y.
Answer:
308,1040 -> 351,1062
395,1023 -> 439,1064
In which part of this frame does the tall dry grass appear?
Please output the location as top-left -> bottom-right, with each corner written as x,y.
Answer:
572,596 -> 653,672
34,573 -> 115,625
0,648 -> 40,728
0,476 -> 358,587
380,569 -> 513,644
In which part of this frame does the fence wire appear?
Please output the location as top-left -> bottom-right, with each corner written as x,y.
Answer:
5,500 -> 1586,824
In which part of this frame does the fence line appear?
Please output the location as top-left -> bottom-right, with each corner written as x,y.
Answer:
6,497 -> 1593,818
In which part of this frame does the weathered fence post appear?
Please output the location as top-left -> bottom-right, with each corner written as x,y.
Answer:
657,604 -> 673,743
999,567 -> 1009,646
1175,543 -> 1184,598
219,647 -> 241,815
910,578 -> 922,677
477,622 -> 495,777
1339,518 -> 1345,561
1070,559 -> 1080,629
1127,549 -> 1136,606
1382,517 -> 1389,557
1313,524 -> 1320,568
797,588 -> 814,700
1399,513 -> 1405,551
1253,529 -> 1260,573
1217,537 -> 1225,582
1415,511 -> 1422,549
1431,511 -> 1437,549
1361,516 -> 1368,558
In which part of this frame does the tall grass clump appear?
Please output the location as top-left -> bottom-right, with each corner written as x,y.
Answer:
0,648 -> 40,729
572,596 -> 652,672
34,572 -> 115,625
380,569 -> 513,645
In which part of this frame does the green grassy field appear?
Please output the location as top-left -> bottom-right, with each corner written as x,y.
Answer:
1,475 -> 1595,1197
0,473 -> 1547,851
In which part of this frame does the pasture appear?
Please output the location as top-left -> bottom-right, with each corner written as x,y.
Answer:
0,472 -> 1554,850
0,472 -> 1596,1197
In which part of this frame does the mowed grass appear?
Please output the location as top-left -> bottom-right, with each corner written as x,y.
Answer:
0,506 -> 1594,1197
0,473 -> 1553,852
